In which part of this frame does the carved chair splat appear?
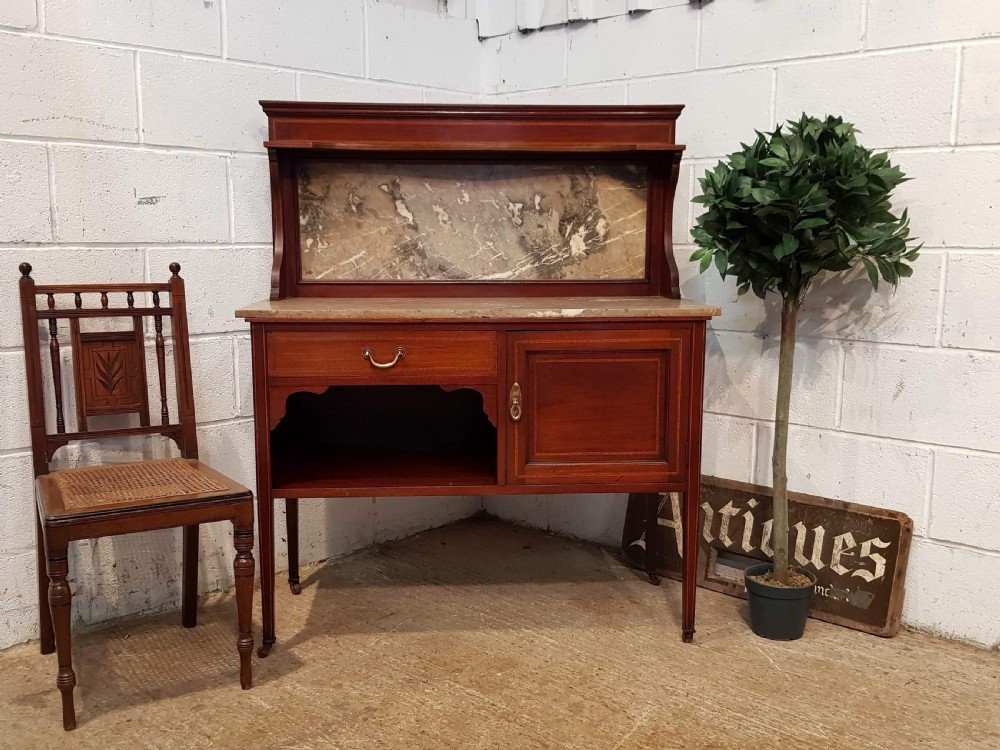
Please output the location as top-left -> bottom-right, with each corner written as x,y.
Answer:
17,262 -> 255,731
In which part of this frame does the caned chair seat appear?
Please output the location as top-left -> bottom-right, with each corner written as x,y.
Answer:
18,262 -> 255,731
37,459 -> 248,519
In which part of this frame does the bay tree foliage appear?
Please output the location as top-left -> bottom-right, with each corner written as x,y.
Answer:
690,115 -> 921,585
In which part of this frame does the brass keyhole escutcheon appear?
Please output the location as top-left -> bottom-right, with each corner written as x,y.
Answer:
509,382 -> 522,421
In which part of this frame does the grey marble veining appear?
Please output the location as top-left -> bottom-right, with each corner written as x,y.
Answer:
297,161 -> 649,282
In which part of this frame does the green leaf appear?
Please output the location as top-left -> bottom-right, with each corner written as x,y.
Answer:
774,233 -> 799,260
861,257 -> 879,290
794,217 -> 828,230
759,157 -> 786,168
713,250 -> 728,276
750,187 -> 780,204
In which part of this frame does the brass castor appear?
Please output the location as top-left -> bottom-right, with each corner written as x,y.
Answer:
289,581 -> 302,595
257,642 -> 273,658
682,629 -> 695,643
647,572 -> 661,586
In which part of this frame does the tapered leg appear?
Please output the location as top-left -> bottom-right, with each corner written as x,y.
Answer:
46,547 -> 76,731
644,493 -> 662,586
285,498 -> 301,595
181,524 -> 200,628
36,510 -> 54,655
681,483 -> 700,643
682,321 -> 708,644
258,493 -> 276,657
232,506 -> 255,689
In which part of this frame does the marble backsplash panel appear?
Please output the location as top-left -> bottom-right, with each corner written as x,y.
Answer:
297,161 -> 649,282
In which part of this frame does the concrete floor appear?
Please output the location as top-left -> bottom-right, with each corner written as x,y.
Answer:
2,516 -> 998,749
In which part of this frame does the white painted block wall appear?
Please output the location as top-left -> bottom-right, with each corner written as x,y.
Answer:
481,0 -> 1000,648
2,0 -> 999,649
0,1 -> 485,649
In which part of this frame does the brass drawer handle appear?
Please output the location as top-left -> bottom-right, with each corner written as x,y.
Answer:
509,382 -> 522,421
362,346 -> 406,369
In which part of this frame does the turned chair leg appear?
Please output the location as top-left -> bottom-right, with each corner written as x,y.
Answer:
285,498 -> 301,595
36,510 -> 54,655
181,524 -> 200,628
46,548 -> 77,731
233,511 -> 255,690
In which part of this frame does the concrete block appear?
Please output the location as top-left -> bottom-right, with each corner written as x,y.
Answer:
0,0 -> 36,29
546,493 -> 629,548
230,155 -> 271,244
942,252 -> 1000,352
958,43 -> 1000,145
0,141 -> 51,242
493,83 -> 626,104
368,3 -> 483,92
53,147 -> 229,243
676,249 -> 775,337
796,251 -> 943,347
755,425 -> 932,534
298,75 -> 424,103
197,420 -> 257,493
234,336 -> 254,418
842,344 -> 1000,453
866,0 -> 1000,49
567,6 -> 698,85
187,337 -> 238,423
631,68 -> 774,159
0,552 -> 37,648
46,0 -> 221,55
930,450 -> 1000,551
702,413 -> 755,483
0,32 -> 137,142
704,331 -> 842,429
292,497 -> 376,566
673,162 -> 693,245
700,0 -> 862,69
227,0 -> 364,76
140,54 -> 294,152
0,248 -> 147,348
892,150 -> 1000,248
421,89 -> 484,104
0,454 -> 34,553
775,49 -> 956,149
0,352 -> 30,451
484,27 -> 565,93
374,496 -> 481,542
484,495 -> 549,530
146,246 -> 271,334
902,539 -> 1000,646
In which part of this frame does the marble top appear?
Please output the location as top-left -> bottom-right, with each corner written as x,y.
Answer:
237,296 -> 721,322
296,161 -> 649,283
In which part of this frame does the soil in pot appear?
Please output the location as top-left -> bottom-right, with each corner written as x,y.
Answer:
744,562 -> 816,641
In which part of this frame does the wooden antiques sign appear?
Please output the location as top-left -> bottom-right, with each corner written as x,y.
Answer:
622,477 -> 913,636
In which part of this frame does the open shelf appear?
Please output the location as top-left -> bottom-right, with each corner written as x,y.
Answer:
270,385 -> 497,496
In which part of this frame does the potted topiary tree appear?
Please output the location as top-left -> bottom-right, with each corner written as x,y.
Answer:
690,114 -> 920,640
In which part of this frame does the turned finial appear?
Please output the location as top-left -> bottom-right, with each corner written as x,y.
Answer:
19,262 -> 32,278
169,262 -> 181,277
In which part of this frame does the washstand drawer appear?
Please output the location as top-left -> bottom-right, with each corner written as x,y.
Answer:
266,329 -> 498,381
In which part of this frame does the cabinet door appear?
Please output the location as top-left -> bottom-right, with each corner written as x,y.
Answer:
506,328 -> 692,485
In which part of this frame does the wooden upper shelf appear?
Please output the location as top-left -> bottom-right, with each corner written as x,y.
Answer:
261,101 -> 685,152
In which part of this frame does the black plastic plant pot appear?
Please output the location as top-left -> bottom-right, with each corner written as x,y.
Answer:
744,563 -> 817,641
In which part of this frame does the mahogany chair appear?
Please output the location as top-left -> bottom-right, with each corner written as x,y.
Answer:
17,262 -> 255,731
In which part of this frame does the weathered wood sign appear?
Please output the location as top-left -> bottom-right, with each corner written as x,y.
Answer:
621,477 -> 913,636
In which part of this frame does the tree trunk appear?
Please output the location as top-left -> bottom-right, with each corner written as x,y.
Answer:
771,299 -> 799,584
